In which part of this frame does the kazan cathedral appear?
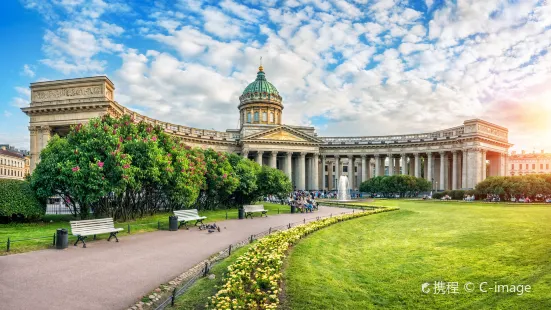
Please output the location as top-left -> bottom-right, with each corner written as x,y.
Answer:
22,65 -> 512,191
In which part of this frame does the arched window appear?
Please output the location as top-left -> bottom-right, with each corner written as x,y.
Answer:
270,112 -> 274,123
254,112 -> 259,122
247,112 -> 252,123
262,112 -> 267,122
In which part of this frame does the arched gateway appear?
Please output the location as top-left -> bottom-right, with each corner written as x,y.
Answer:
21,68 -> 512,191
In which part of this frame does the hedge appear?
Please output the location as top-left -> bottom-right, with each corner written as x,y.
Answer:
432,189 -> 476,200
207,207 -> 399,309
0,179 -> 45,221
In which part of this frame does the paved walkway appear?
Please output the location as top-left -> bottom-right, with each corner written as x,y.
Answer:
0,206 -> 351,310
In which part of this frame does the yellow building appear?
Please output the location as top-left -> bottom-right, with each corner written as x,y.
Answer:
0,146 -> 27,180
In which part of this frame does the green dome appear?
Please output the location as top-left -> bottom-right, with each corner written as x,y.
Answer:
239,66 -> 282,106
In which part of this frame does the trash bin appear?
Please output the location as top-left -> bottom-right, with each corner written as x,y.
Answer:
291,204 -> 297,214
169,216 -> 178,231
56,228 -> 68,249
238,208 -> 245,220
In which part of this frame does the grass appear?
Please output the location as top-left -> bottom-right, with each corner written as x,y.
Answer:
0,202 -> 289,255
283,200 -> 551,309
173,245 -> 251,310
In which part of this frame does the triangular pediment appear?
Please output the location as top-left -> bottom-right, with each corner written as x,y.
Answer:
243,126 -> 322,144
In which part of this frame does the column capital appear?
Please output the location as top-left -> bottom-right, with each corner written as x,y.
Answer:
257,150 -> 264,155
334,155 -> 340,159
312,152 -> 320,157
439,151 -> 446,156
374,154 -> 380,158
361,154 -> 367,158
299,152 -> 307,157
414,152 -> 420,157
286,151 -> 293,156
426,152 -> 432,157
451,150 -> 458,154
321,154 -> 326,159
347,154 -> 354,159
270,151 -> 278,156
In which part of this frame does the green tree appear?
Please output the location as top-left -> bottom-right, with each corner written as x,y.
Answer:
228,154 -> 262,206
257,166 -> 292,202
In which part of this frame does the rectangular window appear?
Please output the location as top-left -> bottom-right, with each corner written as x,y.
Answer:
540,164 -> 543,169
547,164 -> 550,170
332,166 -> 335,172
247,113 -> 252,123
343,166 -> 348,173
526,164 -> 529,169
254,112 -> 259,122
262,112 -> 267,121
355,166 -> 357,172
269,112 -> 274,123
324,175 -> 328,188
532,164 -> 535,169
511,164 -> 514,170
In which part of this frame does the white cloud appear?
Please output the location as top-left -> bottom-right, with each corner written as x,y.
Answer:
3,110 -> 13,117
21,64 -> 35,77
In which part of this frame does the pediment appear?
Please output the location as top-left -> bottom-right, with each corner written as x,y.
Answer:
243,126 -> 322,144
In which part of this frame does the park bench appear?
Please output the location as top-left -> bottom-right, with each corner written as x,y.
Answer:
70,218 -> 124,248
174,209 -> 207,229
244,205 -> 268,219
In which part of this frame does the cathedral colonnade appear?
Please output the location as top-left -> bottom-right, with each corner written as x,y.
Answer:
239,148 -> 510,191
21,73 -> 512,191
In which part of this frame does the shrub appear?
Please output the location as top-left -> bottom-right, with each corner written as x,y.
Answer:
207,207 -> 399,309
0,179 -> 45,221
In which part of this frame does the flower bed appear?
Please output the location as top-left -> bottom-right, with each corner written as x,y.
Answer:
207,207 -> 399,309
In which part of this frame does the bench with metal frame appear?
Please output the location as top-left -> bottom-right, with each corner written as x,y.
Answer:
174,209 -> 207,229
243,204 -> 268,219
69,218 -> 124,248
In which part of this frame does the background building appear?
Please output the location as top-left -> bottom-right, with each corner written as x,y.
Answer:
21,69 -> 512,190
509,150 -> 551,175
0,146 -> 28,180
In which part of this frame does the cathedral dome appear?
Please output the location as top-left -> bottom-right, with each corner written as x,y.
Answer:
238,65 -> 283,126
239,66 -> 282,106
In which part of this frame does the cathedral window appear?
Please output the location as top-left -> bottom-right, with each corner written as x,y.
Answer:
254,112 -> 259,122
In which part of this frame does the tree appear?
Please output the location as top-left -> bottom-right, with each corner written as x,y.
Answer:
257,166 -> 292,202
228,154 -> 262,206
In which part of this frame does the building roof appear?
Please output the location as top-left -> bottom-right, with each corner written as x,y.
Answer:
239,66 -> 283,106
0,149 -> 25,159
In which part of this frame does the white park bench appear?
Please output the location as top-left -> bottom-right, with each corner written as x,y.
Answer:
70,218 -> 124,248
243,205 -> 267,219
174,209 -> 207,229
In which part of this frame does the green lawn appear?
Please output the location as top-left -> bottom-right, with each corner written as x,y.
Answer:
0,202 -> 288,255
283,200 -> 551,309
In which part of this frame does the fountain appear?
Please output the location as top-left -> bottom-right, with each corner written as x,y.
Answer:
337,175 -> 352,201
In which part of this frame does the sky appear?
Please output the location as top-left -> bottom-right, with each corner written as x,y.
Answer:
1,0 -> 550,153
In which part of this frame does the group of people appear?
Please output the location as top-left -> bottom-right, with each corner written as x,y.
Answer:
463,195 -> 475,201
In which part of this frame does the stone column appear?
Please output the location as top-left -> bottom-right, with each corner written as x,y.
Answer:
361,155 -> 367,183
285,152 -> 292,181
348,155 -> 354,189
423,156 -> 428,179
256,151 -> 264,166
29,126 -> 38,172
41,126 -> 51,150
409,156 -> 414,176
503,153 -> 509,176
481,150 -> 487,181
321,155 -> 326,190
312,153 -> 319,190
452,151 -> 458,190
387,154 -> 393,176
298,152 -> 306,190
462,150 -> 468,189
328,160 -> 334,190
335,155 -> 340,182
427,152 -> 433,182
242,150 -> 249,159
400,154 -> 407,175
439,151 -> 446,190
374,154 -> 380,177
414,153 -> 420,178
269,151 -> 277,168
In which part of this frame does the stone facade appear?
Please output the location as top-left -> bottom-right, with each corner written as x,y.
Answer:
21,73 -> 512,190
0,147 -> 28,180
509,150 -> 551,175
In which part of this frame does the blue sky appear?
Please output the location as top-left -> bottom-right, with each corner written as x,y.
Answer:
1,0 -> 551,152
